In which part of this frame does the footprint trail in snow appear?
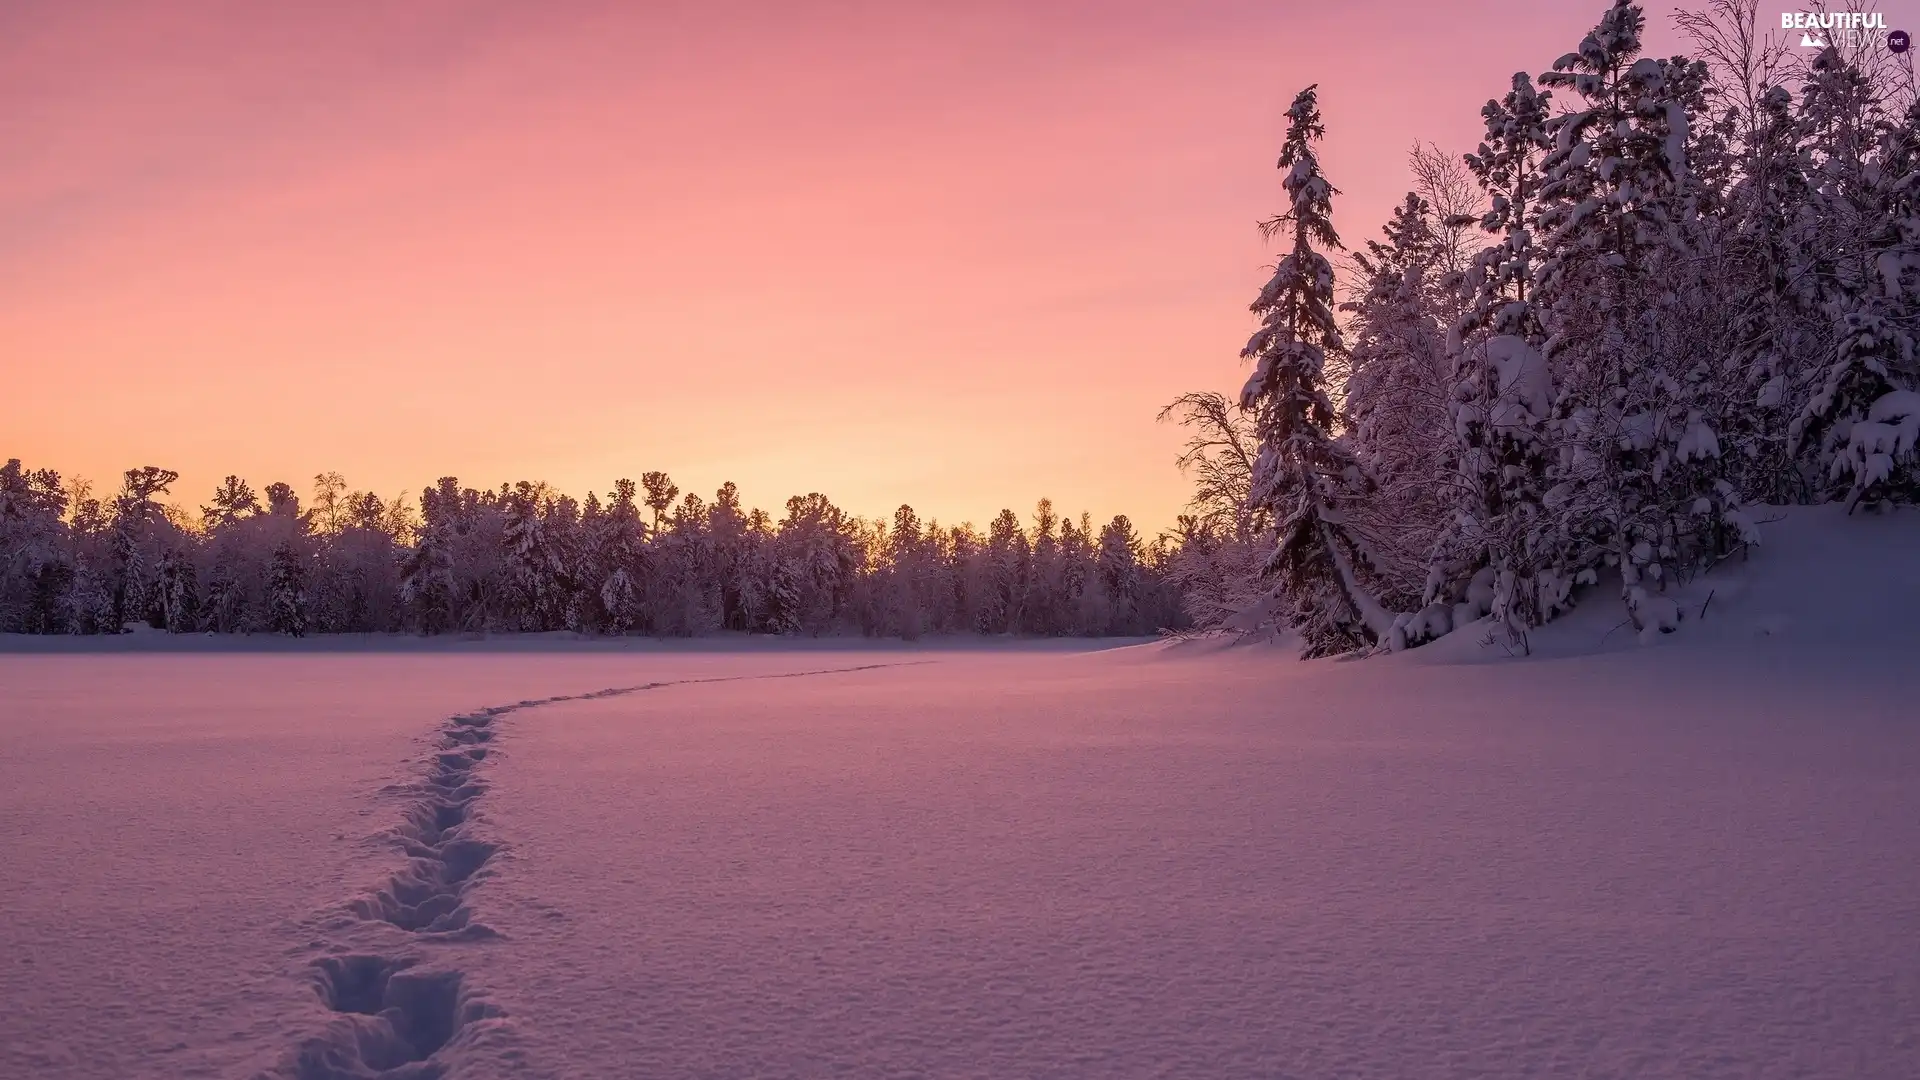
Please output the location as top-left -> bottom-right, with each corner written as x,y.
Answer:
266,661 -> 921,1080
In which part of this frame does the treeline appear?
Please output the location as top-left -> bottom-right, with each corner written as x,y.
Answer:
0,462 -> 1185,639
1165,0 -> 1920,655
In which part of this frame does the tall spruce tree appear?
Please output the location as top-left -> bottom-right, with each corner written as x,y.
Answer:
1240,85 -> 1406,656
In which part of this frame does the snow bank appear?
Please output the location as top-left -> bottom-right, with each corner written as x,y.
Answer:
1401,504 -> 1920,663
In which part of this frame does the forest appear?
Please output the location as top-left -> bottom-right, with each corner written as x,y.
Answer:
0,462 -> 1183,639
1161,0 -> 1920,655
4,0 -> 1917,649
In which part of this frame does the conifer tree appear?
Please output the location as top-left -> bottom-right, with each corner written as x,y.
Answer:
1457,72 -> 1555,346
981,508 -> 1028,634
502,481 -> 566,630
562,491 -> 602,632
158,548 -> 198,633
0,460 -> 71,634
267,540 -> 308,636
399,479 -> 458,634
66,553 -> 114,635
1813,313 -> 1920,509
1410,70 -> 1565,644
598,479 -> 647,634
1720,83 -> 1824,500
1790,53 -> 1920,509
107,466 -> 178,631
1024,499 -> 1064,635
1239,85 -> 1406,655
1096,515 -> 1141,634
1341,192 -> 1455,591
885,504 -> 928,639
1536,0 -> 1751,628
706,483 -> 753,632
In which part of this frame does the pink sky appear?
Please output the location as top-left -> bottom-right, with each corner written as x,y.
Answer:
4,1 -> 1702,531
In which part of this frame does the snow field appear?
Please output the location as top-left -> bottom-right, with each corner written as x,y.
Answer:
3,506 -> 1917,1080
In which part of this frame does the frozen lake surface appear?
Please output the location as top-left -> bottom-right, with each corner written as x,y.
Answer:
2,632 -> 1916,1078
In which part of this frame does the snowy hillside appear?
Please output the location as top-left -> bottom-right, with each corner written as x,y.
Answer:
1406,504 -> 1920,661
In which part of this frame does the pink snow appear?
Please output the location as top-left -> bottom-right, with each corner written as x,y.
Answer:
1,508 -> 1917,1079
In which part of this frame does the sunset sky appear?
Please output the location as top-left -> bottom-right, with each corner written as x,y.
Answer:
5,1 -> 1710,532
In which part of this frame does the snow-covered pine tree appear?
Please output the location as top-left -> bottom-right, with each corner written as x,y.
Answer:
882,504 -> 927,639
1629,49 -> 1759,582
1458,72 -> 1555,347
704,483 -> 753,632
1811,312 -> 1920,510
413,478 -> 504,632
1239,85 -> 1407,656
735,505 -> 777,632
502,481 -> 568,631
771,493 -> 856,635
1535,0 -> 1752,631
1713,82 -> 1826,500
253,480 -> 316,634
980,508 -> 1028,635
1096,515 -> 1141,634
1341,192 -> 1456,599
322,488 -> 405,633
655,491 -> 722,635
539,493 -> 583,632
65,553 -> 114,635
1670,4 -> 1802,502
106,466 -> 178,631
765,558 -> 805,635
1828,98 -> 1920,508
158,547 -> 198,632
198,551 -> 242,634
1795,45 -> 1887,300
1783,46 -> 1884,470
1791,54 -> 1920,510
1023,500 -> 1065,635
567,490 -> 604,632
399,479 -> 458,634
266,539 -> 308,636
1414,70 -> 1565,645
598,479 -> 647,634
0,460 -> 72,634
192,475 -> 258,633
1050,513 -> 1087,635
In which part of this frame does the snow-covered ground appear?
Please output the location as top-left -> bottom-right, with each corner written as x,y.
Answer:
2,509 -> 1916,1079
0,654 -> 889,1079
